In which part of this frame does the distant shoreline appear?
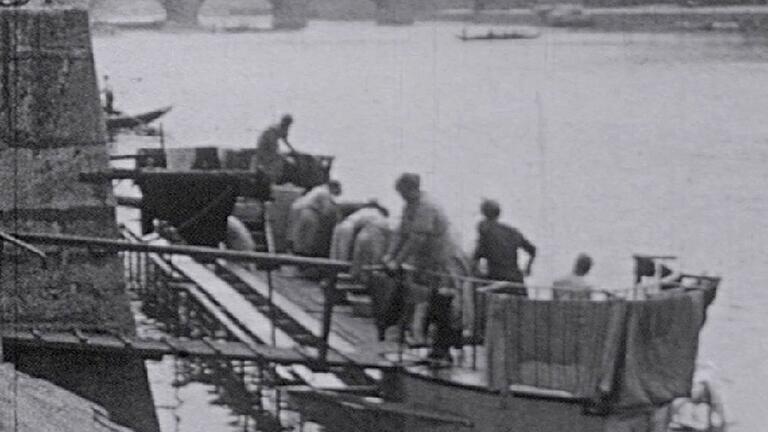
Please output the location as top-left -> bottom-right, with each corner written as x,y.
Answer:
426,5 -> 768,33
89,4 -> 768,34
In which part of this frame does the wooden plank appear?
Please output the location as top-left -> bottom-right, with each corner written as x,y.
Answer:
170,255 -> 297,349
287,387 -> 474,426
171,279 -> 258,348
290,364 -> 348,389
141,242 -> 262,349
219,260 -> 357,354
0,329 -> 315,364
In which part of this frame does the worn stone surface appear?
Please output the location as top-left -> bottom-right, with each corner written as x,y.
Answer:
0,6 -> 128,332
0,147 -> 113,211
0,7 -> 158,432
0,363 -> 133,432
7,347 -> 158,432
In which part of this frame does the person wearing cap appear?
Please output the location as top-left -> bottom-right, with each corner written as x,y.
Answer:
288,179 -> 342,258
383,173 -> 467,358
552,253 -> 593,300
472,199 -> 536,288
252,114 -> 293,182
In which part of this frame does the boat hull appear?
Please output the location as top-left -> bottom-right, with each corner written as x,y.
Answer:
106,105 -> 172,130
289,368 -> 671,432
457,33 -> 539,41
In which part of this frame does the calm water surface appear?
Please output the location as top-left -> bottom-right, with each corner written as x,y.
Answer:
94,23 -> 768,431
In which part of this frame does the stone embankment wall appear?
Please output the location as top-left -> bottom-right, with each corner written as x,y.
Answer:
0,6 -> 158,432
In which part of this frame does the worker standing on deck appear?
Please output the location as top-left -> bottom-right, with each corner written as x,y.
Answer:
289,180 -> 342,259
383,173 -> 468,360
252,114 -> 293,183
472,199 -> 536,295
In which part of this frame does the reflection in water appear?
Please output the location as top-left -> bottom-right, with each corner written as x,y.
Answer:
132,297 -> 306,432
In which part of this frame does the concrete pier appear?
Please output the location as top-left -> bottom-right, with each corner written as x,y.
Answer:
0,6 -> 158,432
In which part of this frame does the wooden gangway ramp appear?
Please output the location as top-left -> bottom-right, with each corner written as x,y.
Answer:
0,329 -> 387,369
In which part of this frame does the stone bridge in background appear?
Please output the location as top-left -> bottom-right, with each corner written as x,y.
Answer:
90,0 -> 416,28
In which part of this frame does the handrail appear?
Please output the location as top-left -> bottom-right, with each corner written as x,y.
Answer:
12,232 -> 351,273
79,168 -> 270,182
0,230 -> 47,264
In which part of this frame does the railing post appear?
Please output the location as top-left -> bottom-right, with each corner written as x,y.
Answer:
319,272 -> 338,362
267,269 -> 276,347
472,281 -> 478,370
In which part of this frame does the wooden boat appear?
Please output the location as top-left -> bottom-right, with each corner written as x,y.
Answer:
457,29 -> 540,41
536,6 -> 595,28
104,146 -> 335,251
96,148 -> 726,431
106,105 -> 172,130
283,260 -> 724,432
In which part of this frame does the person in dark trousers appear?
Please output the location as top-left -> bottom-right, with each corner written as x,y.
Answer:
101,75 -> 118,115
472,199 -> 536,295
252,114 -> 293,182
383,173 -> 467,361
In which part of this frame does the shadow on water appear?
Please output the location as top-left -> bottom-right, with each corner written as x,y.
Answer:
129,277 -> 318,432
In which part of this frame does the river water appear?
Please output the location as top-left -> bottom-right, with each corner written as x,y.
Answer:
94,22 -> 768,431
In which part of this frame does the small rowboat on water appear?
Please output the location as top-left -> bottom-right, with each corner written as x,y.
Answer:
458,28 -> 540,41
106,105 -> 172,131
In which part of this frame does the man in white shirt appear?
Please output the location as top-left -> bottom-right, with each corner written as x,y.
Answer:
552,253 -> 593,300
289,180 -> 342,257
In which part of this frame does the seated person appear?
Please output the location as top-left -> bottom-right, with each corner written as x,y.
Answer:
552,253 -> 593,300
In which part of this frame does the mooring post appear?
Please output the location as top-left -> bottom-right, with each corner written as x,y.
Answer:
319,272 -> 338,362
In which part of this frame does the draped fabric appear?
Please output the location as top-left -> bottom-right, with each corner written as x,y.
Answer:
485,287 -> 714,411
612,289 -> 706,409
485,295 -> 625,396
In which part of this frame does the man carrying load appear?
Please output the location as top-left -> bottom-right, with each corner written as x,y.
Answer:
288,180 -> 342,259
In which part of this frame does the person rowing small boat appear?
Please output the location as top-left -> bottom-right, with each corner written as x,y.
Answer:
458,27 -> 540,41
105,106 -> 173,131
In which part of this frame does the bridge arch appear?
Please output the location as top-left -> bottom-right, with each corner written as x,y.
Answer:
90,0 -> 415,28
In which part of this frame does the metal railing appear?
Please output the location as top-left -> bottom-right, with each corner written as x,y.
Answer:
12,230 -> 353,364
